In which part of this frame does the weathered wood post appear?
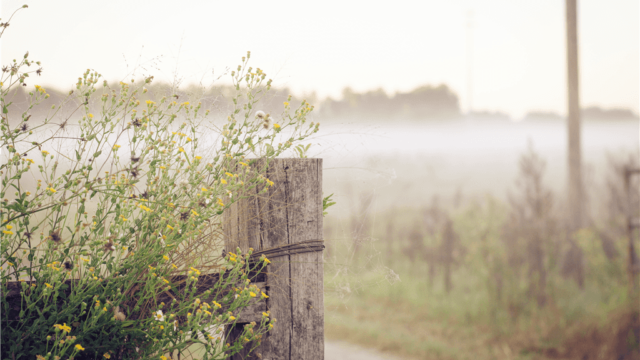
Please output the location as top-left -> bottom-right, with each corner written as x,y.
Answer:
223,158 -> 324,360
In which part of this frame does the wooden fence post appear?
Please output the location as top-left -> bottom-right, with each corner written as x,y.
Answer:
223,158 -> 324,360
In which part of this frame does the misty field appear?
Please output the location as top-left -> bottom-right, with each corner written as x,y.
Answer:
317,119 -> 639,360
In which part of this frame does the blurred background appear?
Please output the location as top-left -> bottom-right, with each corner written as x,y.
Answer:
2,1 -> 639,359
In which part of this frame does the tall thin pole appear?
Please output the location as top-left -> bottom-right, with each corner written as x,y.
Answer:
566,0 -> 582,230
466,10 -> 474,117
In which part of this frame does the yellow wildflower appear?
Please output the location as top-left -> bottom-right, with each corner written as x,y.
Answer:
239,162 -> 248,167
45,283 -> 53,288
178,147 -> 185,153
42,150 -> 49,155
187,137 -> 192,142
167,225 -> 174,230
221,179 -> 227,185
181,102 -> 190,106
103,353 -> 111,359
172,263 -> 178,269
201,187 -> 208,192
54,323 -> 72,333
195,156 -> 202,160
2,230 -> 13,235
225,172 -> 233,177
75,344 -> 85,351
261,292 -> 269,299
249,292 -> 256,298
5,225 -> 12,230
163,255 -> 170,261
262,312 -> 269,317
191,210 -> 199,216
88,113 -> 94,119
48,188 -> 57,193
273,124 -> 281,129
229,316 -> 236,321
112,145 -> 121,150
146,100 -> 155,105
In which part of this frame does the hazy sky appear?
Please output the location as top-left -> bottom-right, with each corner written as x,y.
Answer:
1,0 -> 638,118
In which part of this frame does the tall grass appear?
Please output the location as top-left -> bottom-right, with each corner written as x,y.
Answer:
323,147 -> 639,360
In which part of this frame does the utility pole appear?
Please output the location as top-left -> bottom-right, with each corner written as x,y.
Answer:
466,10 -> 474,117
566,0 -> 582,231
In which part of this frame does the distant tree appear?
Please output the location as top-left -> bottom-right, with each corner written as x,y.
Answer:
581,106 -> 638,120
523,111 -> 564,122
394,84 -> 460,119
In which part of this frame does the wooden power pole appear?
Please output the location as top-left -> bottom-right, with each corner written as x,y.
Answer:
566,0 -> 583,231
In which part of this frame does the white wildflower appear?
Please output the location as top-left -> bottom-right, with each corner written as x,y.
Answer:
154,310 -> 165,321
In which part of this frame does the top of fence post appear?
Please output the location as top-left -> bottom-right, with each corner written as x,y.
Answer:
223,158 -> 324,360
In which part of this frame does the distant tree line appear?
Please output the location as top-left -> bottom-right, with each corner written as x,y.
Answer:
8,83 -> 637,124
316,85 -> 461,120
524,106 -> 638,122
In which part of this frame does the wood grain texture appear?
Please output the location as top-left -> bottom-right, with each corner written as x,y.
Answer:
223,158 -> 324,360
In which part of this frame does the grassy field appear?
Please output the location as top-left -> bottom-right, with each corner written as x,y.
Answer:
322,200 -> 639,360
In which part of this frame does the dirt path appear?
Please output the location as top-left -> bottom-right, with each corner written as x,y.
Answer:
325,341 -> 402,360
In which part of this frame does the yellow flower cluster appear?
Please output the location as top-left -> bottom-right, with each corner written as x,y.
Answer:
46,261 -> 61,271
53,323 -> 72,333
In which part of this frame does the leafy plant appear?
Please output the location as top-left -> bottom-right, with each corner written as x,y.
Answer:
294,143 -> 311,158
0,6 -> 320,360
322,193 -> 336,217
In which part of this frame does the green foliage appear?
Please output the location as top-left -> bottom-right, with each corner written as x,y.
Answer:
0,7 -> 320,360
322,193 -> 336,217
294,143 -> 311,159
323,146 -> 637,359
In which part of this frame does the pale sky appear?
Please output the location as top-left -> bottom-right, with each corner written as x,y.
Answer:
1,0 -> 638,118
